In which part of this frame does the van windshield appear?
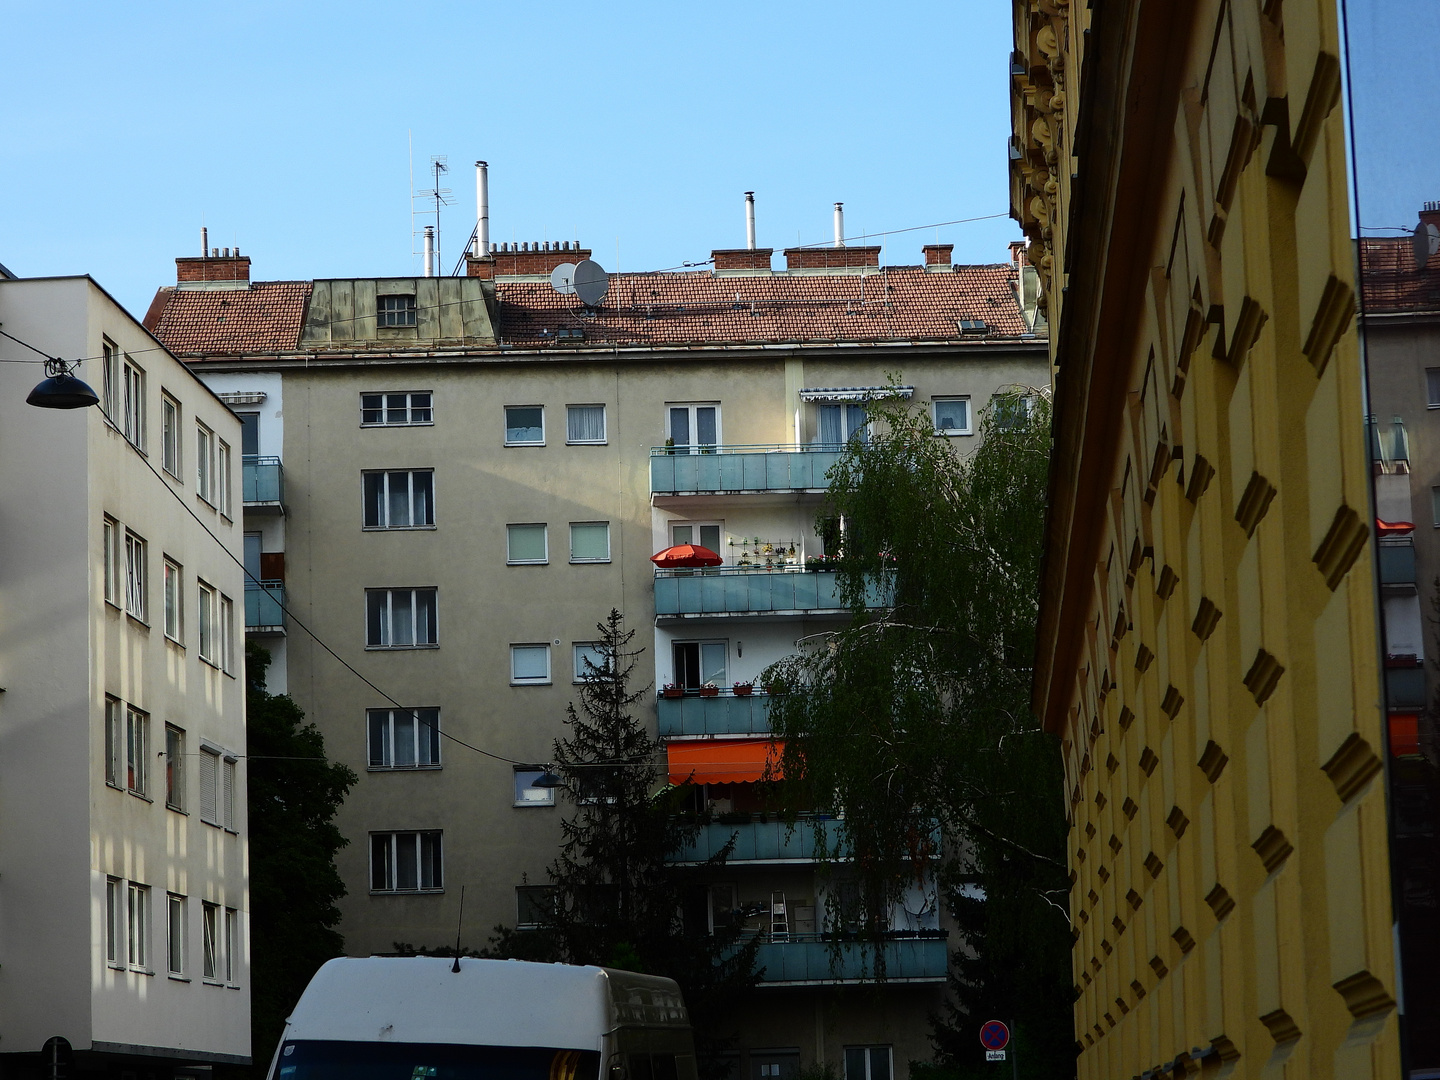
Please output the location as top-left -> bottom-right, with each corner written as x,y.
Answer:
274,1041 -> 601,1080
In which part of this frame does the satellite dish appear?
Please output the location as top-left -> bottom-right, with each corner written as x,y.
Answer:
573,259 -> 610,307
1412,222 -> 1440,269
550,263 -> 577,295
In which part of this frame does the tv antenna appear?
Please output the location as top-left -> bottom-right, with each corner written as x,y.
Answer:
412,154 -> 453,274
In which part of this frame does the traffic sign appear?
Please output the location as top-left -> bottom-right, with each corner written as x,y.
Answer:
985,1051 -> 1007,1062
979,1020 -> 1011,1051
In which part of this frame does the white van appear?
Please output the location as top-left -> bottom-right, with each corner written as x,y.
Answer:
267,957 -> 698,1080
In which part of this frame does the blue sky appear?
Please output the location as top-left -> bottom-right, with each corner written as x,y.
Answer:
0,1 -> 1021,318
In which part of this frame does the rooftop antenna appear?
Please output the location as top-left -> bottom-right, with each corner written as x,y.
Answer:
412,154 -> 452,275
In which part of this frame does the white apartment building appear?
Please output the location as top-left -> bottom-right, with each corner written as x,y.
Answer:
0,275 -> 250,1074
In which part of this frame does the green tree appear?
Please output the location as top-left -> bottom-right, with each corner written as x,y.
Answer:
763,389 -> 1075,1079
246,642 -> 358,1071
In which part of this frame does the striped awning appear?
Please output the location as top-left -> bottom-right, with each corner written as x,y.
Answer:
798,386 -> 913,402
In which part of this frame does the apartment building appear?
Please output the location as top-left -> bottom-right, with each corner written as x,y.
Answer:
0,275 -> 249,1074
144,235 -> 1049,1078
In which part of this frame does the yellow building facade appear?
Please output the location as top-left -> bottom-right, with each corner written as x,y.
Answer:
1013,1 -> 1401,1076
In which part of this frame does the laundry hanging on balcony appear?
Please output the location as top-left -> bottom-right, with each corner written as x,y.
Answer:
667,739 -> 785,785
651,544 -> 724,568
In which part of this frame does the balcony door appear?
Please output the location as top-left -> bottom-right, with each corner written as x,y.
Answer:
668,403 -> 719,452
244,533 -> 262,582
237,411 -> 260,458
670,522 -> 721,554
817,403 -> 869,446
674,641 -> 727,689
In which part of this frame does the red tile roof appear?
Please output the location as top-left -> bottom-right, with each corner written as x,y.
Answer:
144,281 -> 312,354
1359,237 -> 1440,314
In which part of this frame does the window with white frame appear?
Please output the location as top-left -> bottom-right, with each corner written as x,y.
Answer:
102,339 -> 120,419
106,876 -> 123,966
507,523 -> 548,564
1428,368 -> 1440,408
932,397 -> 972,436
991,393 -> 1034,429
224,907 -> 238,983
667,403 -> 719,451
198,581 -> 218,664
750,1051 -> 800,1080
370,830 -> 443,892
377,293 -> 418,328
163,558 -> 183,642
516,884 -> 558,926
199,746 -> 237,829
367,708 -> 441,769
104,696 -> 122,787
566,404 -> 606,444
165,724 -> 184,810
126,706 -> 149,797
514,767 -> 556,807
220,594 -> 235,674
363,470 -> 435,528
365,588 -> 438,648
161,393 -> 182,477
505,405 -> 545,445
573,642 -> 610,682
127,882 -> 151,971
122,357 -> 145,448
167,893 -> 186,977
217,439 -> 232,516
511,644 -> 551,685
669,522 -> 722,554
125,530 -> 147,620
843,1047 -> 892,1080
818,403 -> 869,446
202,901 -> 220,981
673,640 -> 728,690
196,423 -> 215,503
569,522 -> 610,563
103,515 -> 122,606
362,392 -> 433,426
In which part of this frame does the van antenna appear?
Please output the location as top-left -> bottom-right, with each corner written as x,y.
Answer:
451,885 -> 466,972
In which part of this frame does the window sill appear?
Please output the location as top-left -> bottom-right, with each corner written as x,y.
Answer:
510,680 -> 552,687
363,525 -> 438,532
360,421 -> 435,428
369,888 -> 445,896
162,468 -> 183,483
507,560 -> 549,566
504,441 -> 546,448
569,559 -> 612,565
933,429 -> 973,437
199,656 -> 220,670
565,440 -> 608,446
367,765 -> 443,772
513,800 -> 556,808
196,495 -> 218,511
128,790 -> 153,803
167,804 -> 187,815
106,780 -> 124,792
220,512 -> 233,525
126,613 -> 151,629
364,644 -> 441,651
107,961 -> 126,971
165,635 -> 185,649
202,977 -> 225,987
168,974 -> 191,983
129,966 -> 155,977
105,598 -> 122,612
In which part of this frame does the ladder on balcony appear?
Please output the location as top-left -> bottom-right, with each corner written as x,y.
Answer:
769,892 -> 789,941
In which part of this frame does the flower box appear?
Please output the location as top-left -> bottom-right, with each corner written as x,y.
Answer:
662,686 -> 684,699
698,685 -> 720,698
732,683 -> 754,697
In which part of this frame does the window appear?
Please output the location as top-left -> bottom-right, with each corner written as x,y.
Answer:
106,876 -> 123,966
162,394 -> 181,477
377,294 -> 418,328
363,470 -> 435,528
818,403 -> 869,445
122,357 -> 145,448
667,403 -> 720,451
365,588 -> 438,648
220,595 -> 235,674
362,392 -> 433,426
237,411 -> 260,456
750,1052 -> 799,1080
367,708 -> 442,769
165,724 -> 184,810
1433,486 -> 1440,527
199,746 -> 238,829
670,522 -> 722,553
102,338 -> 120,419
567,404 -> 606,444
844,1048 -> 892,1080
125,531 -> 147,621
202,901 -> 220,980
198,581 -> 217,663
708,883 -> 740,933
126,706 -> 149,797
516,884 -> 558,926
217,439 -> 232,516
514,768 -> 556,807
196,423 -> 214,503
167,894 -> 186,977
507,524 -> 549,564
511,644 -> 551,685
224,908 -> 238,983
127,882 -> 151,971
103,515 -> 122,606
505,405 -> 545,445
674,642 -> 727,690
992,394 -> 1034,429
573,642 -> 610,682
163,558 -> 183,642
105,697 -> 122,787
932,397 -> 972,436
569,522 -> 610,563
370,831 -> 444,892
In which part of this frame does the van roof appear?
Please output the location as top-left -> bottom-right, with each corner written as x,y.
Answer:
285,957 -> 688,1047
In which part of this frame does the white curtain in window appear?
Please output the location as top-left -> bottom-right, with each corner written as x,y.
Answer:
567,405 -> 605,442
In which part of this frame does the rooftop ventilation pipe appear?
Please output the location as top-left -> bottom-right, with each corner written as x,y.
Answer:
833,203 -> 845,248
424,226 -> 435,277
475,161 -> 490,257
745,192 -> 756,250
201,226 -> 208,257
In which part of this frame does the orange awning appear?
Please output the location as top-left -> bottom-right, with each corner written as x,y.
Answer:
667,739 -> 785,785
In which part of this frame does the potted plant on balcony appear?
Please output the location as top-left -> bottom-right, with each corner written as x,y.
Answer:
661,683 -> 684,699
732,681 -> 754,697
699,681 -> 720,698
663,436 -> 676,455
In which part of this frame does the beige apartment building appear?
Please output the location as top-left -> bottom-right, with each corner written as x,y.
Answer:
146,235 -> 1048,1078
0,273 -> 250,1075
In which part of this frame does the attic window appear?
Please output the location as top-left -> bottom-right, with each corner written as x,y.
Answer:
958,319 -> 988,335
556,328 -> 585,341
378,294 -> 418,328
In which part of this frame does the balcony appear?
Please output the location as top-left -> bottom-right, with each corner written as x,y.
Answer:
243,456 -> 285,512
1386,662 -> 1426,710
657,691 -> 772,737
651,444 -> 842,497
1379,539 -> 1416,588
746,934 -> 949,986
654,568 -> 890,620
671,817 -> 843,864
245,581 -> 285,634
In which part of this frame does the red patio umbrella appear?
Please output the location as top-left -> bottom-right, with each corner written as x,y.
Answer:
651,543 -> 724,568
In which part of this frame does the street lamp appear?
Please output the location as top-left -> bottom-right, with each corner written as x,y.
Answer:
27,359 -> 99,410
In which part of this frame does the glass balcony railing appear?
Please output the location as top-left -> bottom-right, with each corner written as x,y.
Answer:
670,817 -> 940,865
243,455 -> 285,508
1379,540 -> 1416,586
651,444 -> 843,495
654,568 -> 890,618
1386,664 -> 1426,709
244,581 -> 285,631
657,691 -> 772,736
746,934 -> 948,985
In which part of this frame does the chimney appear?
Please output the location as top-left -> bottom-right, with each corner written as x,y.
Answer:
745,192 -> 757,250
783,245 -> 881,271
468,242 -> 592,279
833,202 -> 845,247
1008,240 -> 1027,268
923,243 -> 954,269
712,248 -> 774,272
476,161 -> 490,256
1421,201 -> 1440,231
423,226 -> 435,277
175,247 -> 251,287
200,226 -> 208,256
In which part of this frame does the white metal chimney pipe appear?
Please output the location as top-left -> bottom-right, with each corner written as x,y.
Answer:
201,226 -> 208,257
424,226 -> 435,277
476,161 -> 490,257
745,192 -> 756,250
833,203 -> 845,248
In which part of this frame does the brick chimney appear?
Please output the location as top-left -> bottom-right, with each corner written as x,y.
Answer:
712,248 -> 774,272
922,243 -> 954,270
176,249 -> 250,286
467,242 -> 591,279
782,245 -> 882,271
1421,201 -> 1440,231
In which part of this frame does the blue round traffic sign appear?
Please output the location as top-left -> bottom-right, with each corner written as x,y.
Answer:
979,1021 -> 1010,1050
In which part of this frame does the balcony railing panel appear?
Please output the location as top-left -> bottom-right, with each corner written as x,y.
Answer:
654,568 -> 889,617
1386,664 -> 1427,710
243,456 -> 285,507
245,581 -> 285,630
657,692 -> 772,736
672,819 -> 843,863
746,935 -> 948,985
1379,540 -> 1416,586
651,445 -> 843,495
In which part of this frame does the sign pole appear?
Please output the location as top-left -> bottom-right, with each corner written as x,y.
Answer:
1010,1021 -> 1017,1080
